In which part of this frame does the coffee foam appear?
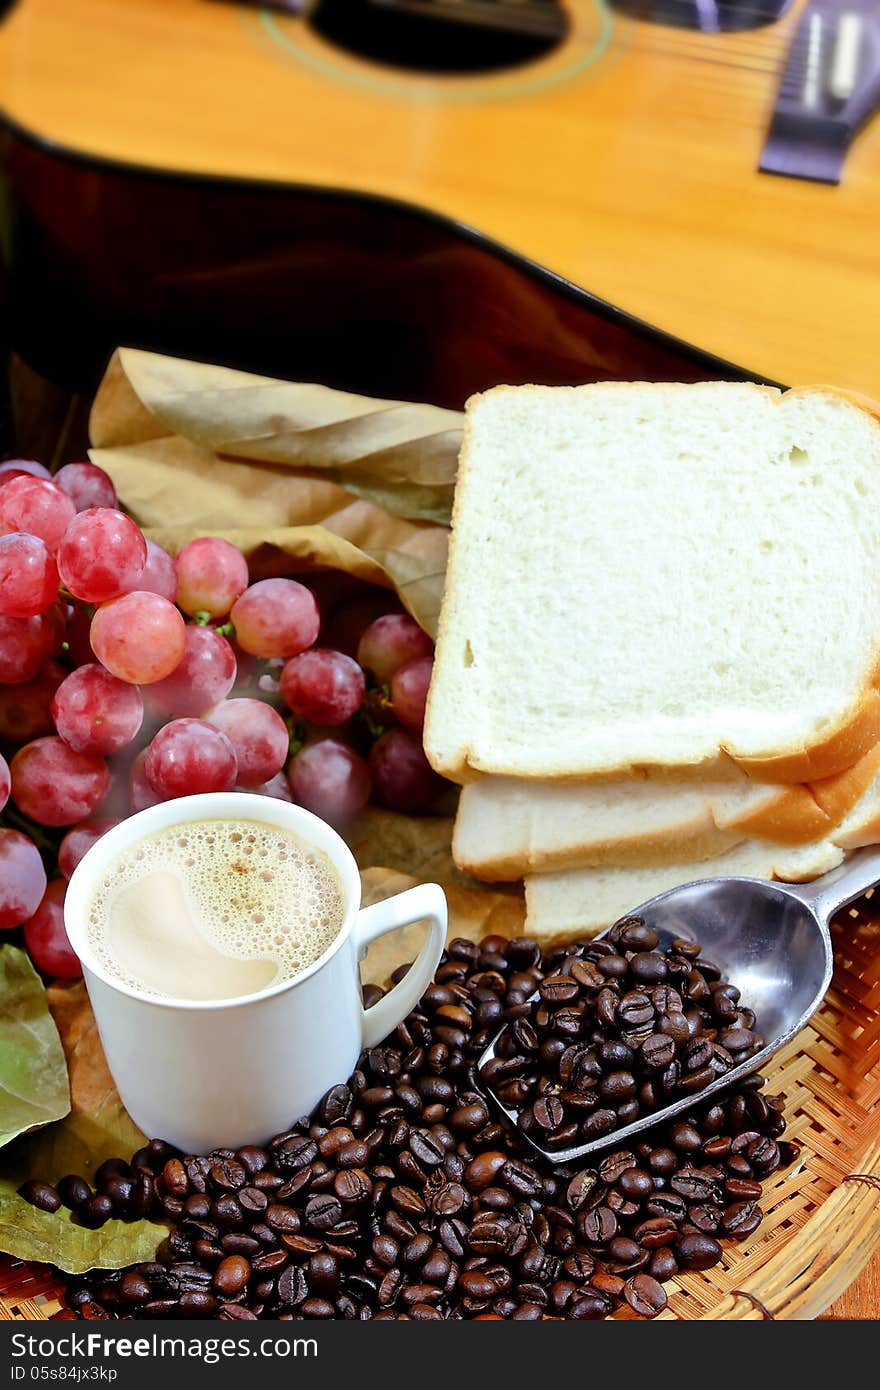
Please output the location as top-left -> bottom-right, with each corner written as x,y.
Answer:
86,819 -> 345,1001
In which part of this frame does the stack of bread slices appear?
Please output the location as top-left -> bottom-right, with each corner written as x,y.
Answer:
424,381 -> 880,943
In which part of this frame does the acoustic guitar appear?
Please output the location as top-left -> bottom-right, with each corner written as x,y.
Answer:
0,0 -> 879,407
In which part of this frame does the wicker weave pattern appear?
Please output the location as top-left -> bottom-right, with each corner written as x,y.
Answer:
3,903 -> 880,1322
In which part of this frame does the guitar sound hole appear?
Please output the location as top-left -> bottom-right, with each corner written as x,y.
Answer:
308,0 -> 567,76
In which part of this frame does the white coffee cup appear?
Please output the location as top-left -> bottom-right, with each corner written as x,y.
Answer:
65,792 -> 447,1153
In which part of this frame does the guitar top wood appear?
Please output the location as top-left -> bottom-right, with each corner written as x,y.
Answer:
1,0 -> 879,393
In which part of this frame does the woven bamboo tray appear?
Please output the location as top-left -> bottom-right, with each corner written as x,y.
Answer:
2,898 -> 879,1323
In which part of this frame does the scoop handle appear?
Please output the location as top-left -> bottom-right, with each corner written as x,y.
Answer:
785,846 -> 880,922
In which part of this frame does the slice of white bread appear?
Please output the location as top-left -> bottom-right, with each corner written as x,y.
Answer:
523,762 -> 880,939
425,383 -> 880,785
453,743 -> 880,879
524,841 -> 846,942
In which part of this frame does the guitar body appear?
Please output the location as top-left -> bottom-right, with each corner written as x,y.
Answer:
1,0 -> 879,400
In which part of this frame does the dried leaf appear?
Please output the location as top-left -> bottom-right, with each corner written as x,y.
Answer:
90,348 -> 462,524
0,946 -> 70,1149
0,981 -> 165,1273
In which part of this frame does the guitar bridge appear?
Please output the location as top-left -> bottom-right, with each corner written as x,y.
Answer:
760,2 -> 880,182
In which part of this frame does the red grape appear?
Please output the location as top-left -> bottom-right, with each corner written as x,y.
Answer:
146,626 -> 237,717
0,533 -> 59,618
369,728 -> 442,812
390,655 -> 434,732
320,591 -> 401,658
240,771 -> 293,802
0,661 -> 65,741
0,610 -> 60,683
280,648 -> 365,726
0,752 -> 9,812
54,461 -> 117,513
357,614 -> 433,683
0,828 -> 48,929
57,508 -> 147,603
11,737 -> 110,826
23,879 -> 82,979
231,578 -> 320,659
90,591 -> 186,683
52,664 -> 144,755
206,697 -> 289,785
287,738 -> 371,825
133,539 -> 178,602
58,818 -> 119,879
145,718 -> 238,798
0,459 -> 51,486
0,475 -> 76,551
129,749 -> 163,812
174,537 -> 249,618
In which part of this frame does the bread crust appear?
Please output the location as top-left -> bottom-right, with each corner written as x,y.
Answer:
426,383 -> 880,786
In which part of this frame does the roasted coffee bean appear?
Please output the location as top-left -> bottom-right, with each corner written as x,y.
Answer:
103,1176 -> 134,1214
617,991 -> 654,1028
463,1151 -> 507,1192
305,1194 -> 342,1230
539,975 -> 579,1005
265,1204 -> 301,1234
632,1216 -> 677,1249
210,1159 -> 246,1192
569,1291 -> 612,1319
430,1181 -> 467,1217
56,931 -> 789,1324
646,1192 -> 687,1222
275,1170 -> 312,1203
213,1256 -> 250,1297
579,1206 -> 617,1243
334,1169 -> 372,1205
78,1195 -> 113,1228
117,1272 -> 151,1307
238,1186 -> 268,1215
162,1159 -> 188,1197
675,1232 -> 723,1270
624,1272 -> 667,1317
581,1109 -> 617,1139
56,1175 -> 91,1211
721,1201 -> 763,1238
566,1169 -> 603,1213
501,1159 -> 542,1198
212,1195 -> 245,1230
648,1147 -> 678,1177
19,1180 -> 62,1213
689,1204 -> 722,1234
648,1248 -> 678,1282
390,1184 -> 426,1216
618,1168 -> 654,1202
274,1137 -> 318,1172
670,1169 -> 720,1203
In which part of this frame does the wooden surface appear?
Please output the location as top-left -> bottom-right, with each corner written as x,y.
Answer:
826,1248 -> 880,1320
1,0 -> 880,394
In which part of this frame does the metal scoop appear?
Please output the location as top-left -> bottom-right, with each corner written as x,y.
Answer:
477,847 -> 880,1165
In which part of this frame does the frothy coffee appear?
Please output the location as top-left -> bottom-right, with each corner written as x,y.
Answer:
86,819 -> 346,1002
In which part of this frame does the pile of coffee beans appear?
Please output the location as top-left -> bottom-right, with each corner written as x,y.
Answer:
485,917 -> 766,1150
23,931 -> 796,1321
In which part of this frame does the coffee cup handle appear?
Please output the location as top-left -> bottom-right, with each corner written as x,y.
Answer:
353,884 -> 448,1049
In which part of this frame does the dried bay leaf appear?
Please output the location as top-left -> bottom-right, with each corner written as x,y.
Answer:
0,981 -> 166,1273
0,946 -> 70,1149
90,348 -> 462,525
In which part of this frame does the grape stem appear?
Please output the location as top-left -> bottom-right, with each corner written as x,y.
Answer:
285,715 -> 308,759
0,801 -> 58,859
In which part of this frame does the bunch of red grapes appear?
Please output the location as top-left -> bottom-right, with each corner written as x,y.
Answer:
0,457 -> 445,983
